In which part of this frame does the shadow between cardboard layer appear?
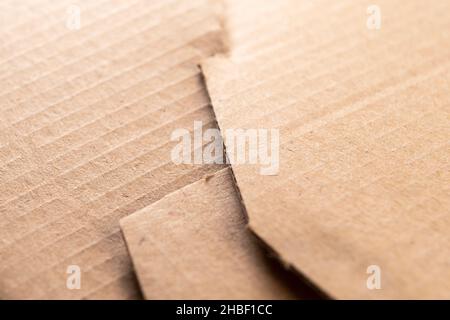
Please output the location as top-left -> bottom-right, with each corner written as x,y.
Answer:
120,168 -> 325,299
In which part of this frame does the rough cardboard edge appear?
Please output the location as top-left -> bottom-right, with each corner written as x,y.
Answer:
246,222 -> 333,299
120,167 -> 327,299
199,63 -> 330,299
118,169 -> 227,300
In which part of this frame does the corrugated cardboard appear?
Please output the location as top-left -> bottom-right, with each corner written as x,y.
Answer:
202,0 -> 450,299
0,0 -> 225,299
120,168 -> 321,299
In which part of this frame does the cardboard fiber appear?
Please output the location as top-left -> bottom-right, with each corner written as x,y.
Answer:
0,0 -> 225,299
202,0 -> 450,299
120,168 -> 321,299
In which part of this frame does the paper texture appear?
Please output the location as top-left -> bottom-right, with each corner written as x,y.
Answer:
120,168 -> 321,299
202,0 -> 450,299
0,0 -> 224,299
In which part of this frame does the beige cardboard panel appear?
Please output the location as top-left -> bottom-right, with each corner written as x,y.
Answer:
203,0 -> 450,299
120,168 -> 321,299
0,0 -> 225,299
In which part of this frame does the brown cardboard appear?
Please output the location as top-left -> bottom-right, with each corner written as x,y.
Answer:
0,0 -> 225,299
202,0 -> 450,299
120,168 -> 321,299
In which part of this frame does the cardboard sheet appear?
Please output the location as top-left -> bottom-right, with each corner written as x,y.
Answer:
0,0 -> 225,299
202,0 -> 450,299
120,168 -> 321,299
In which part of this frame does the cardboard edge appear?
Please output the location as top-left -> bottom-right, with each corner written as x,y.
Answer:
200,59 -> 331,300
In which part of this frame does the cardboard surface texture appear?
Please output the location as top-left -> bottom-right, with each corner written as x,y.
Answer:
0,0 -> 225,299
120,168 -> 321,299
202,0 -> 450,299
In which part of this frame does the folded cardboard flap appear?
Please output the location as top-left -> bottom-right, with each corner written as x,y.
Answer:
0,0 -> 225,299
120,168 -> 321,299
203,0 -> 450,299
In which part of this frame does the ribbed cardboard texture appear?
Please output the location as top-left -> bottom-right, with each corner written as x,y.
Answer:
202,0 -> 450,299
120,168 -> 321,299
0,0 -> 225,299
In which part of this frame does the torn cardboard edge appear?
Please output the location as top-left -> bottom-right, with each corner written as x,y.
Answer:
200,0 -> 450,299
120,168 -> 324,299
198,61 -> 332,300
